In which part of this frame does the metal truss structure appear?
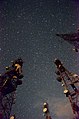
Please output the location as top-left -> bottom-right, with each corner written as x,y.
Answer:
43,102 -> 52,119
0,58 -> 24,119
0,92 -> 16,119
54,59 -> 79,119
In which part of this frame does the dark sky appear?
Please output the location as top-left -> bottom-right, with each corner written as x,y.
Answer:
0,0 -> 79,119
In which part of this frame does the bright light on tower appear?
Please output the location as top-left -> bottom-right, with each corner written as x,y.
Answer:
10,115 -> 15,119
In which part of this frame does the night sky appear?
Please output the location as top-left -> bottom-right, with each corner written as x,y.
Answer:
0,0 -> 79,119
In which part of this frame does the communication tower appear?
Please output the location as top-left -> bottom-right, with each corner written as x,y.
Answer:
54,59 -> 79,119
0,58 -> 24,119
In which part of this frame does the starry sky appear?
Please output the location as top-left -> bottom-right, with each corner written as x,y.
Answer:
0,0 -> 79,119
